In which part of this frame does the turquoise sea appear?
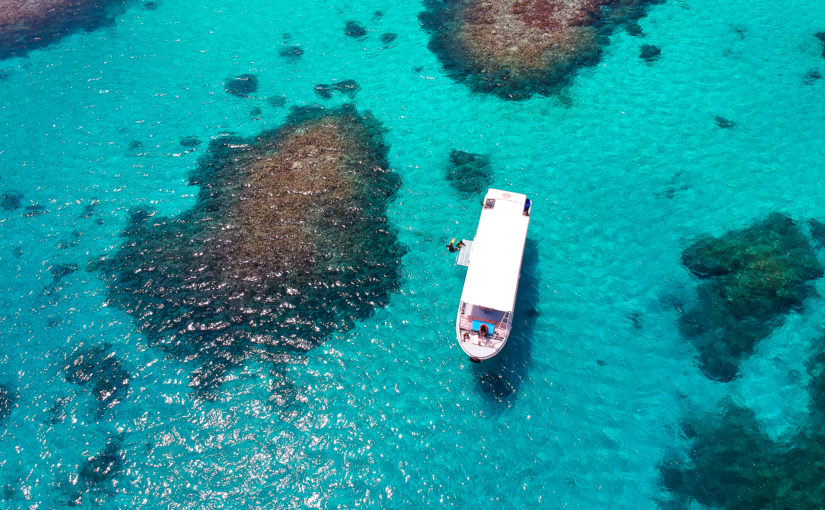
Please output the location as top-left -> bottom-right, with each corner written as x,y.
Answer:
1,0 -> 825,507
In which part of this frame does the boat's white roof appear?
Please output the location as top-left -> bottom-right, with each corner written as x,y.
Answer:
459,189 -> 530,312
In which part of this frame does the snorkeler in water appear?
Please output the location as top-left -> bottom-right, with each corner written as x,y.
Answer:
446,238 -> 465,253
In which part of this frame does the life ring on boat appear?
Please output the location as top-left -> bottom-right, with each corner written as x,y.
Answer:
479,324 -> 488,338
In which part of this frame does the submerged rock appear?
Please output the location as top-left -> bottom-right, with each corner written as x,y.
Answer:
445,149 -> 494,197
78,201 -> 97,219
278,45 -> 304,59
101,105 -> 403,392
314,83 -> 332,99
660,403 -> 825,509
808,337 -> 825,418
0,384 -> 14,423
639,44 -> 661,62
809,218 -> 825,246
679,213 -> 823,381
315,80 -> 360,99
419,0 -> 664,99
345,20 -> 367,38
381,33 -> 398,45
50,263 -> 78,282
0,0 -> 134,60
714,116 -> 736,129
79,438 -> 122,487
24,204 -> 46,217
1,191 -> 23,211
332,79 -> 360,98
224,73 -> 258,97
267,95 -> 287,108
64,343 -> 130,409
179,136 -> 201,148
803,69 -> 822,85
816,32 -> 825,58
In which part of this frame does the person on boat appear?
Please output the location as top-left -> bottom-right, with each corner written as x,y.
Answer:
479,323 -> 489,339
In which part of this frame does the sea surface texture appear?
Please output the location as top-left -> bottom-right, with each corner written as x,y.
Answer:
1,0 -> 824,508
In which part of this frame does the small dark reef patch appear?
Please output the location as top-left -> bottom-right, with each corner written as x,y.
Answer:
1,191 -> 23,211
0,383 -> 15,423
345,20 -> 367,38
224,73 -> 258,97
679,213 -> 822,381
803,69 -> 822,85
278,45 -> 304,59
64,343 -> 130,409
419,0 -> 665,99
179,136 -> 201,148
80,438 -> 123,487
639,44 -> 660,62
815,32 -> 825,58
314,79 -> 360,99
714,116 -> 736,129
445,149 -> 494,197
101,105 -> 404,393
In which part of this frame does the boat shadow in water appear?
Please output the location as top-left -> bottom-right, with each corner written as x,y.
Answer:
473,238 -> 539,407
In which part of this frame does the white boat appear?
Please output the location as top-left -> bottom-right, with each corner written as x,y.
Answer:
455,189 -> 531,362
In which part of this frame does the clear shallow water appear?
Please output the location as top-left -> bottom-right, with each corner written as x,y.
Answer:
0,0 -> 824,507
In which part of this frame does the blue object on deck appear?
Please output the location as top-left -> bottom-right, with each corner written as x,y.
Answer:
471,319 -> 495,336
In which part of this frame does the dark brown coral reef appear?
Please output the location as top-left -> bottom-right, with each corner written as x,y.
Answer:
0,0 -> 132,60
420,0 -> 661,99
102,105 -> 404,393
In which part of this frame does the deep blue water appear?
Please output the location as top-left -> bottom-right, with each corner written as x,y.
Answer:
1,0 -> 825,507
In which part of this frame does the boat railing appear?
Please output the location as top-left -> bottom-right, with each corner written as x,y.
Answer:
459,314 -> 508,341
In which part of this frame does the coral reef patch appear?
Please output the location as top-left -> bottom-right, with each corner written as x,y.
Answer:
101,105 -> 404,393
24,204 -> 46,217
224,73 -> 258,97
679,213 -> 823,381
714,116 -> 736,129
179,136 -> 201,148
314,79 -> 360,100
1,191 -> 23,211
278,45 -> 304,59
345,20 -> 367,38
815,32 -> 825,58
0,383 -> 14,423
419,0 -> 663,99
79,438 -> 122,487
639,44 -> 660,62
0,0 -> 133,60
660,402 -> 825,509
445,149 -> 494,197
803,69 -> 822,85
50,263 -> 78,282
267,95 -> 287,108
64,343 -> 130,410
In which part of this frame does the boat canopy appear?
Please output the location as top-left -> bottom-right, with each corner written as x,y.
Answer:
458,189 -> 529,312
